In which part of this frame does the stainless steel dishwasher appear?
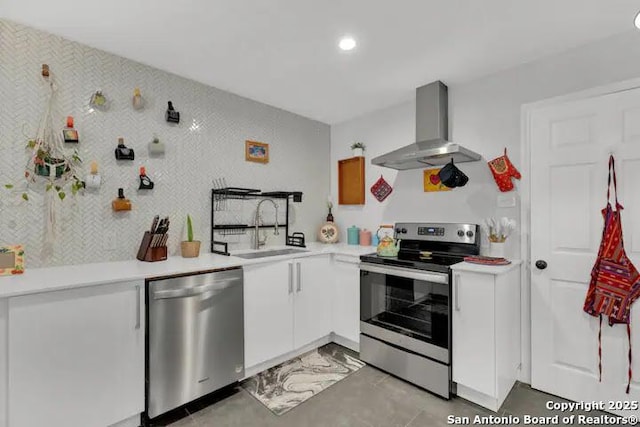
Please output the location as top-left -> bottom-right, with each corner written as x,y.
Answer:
146,267 -> 244,419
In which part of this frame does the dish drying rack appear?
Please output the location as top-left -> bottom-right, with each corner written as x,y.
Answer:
211,179 -> 304,256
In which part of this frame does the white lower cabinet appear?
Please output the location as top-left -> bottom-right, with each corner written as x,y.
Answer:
244,255 -> 332,369
332,255 -> 360,345
243,259 -> 295,368
294,255 -> 332,348
8,280 -> 144,427
451,265 -> 521,412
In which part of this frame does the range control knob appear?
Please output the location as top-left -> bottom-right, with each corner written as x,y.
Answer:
457,230 -> 465,237
395,227 -> 407,234
466,230 -> 474,238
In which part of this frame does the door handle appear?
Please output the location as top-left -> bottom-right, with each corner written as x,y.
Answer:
535,260 -> 548,270
296,262 -> 302,292
288,262 -> 294,294
152,278 -> 239,299
135,285 -> 141,330
454,274 -> 461,311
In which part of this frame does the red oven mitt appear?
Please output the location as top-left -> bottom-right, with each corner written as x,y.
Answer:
488,148 -> 521,192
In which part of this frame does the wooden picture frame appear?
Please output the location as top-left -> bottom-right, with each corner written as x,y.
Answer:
0,245 -> 25,276
245,140 -> 269,163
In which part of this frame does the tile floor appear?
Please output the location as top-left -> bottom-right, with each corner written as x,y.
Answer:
167,364 -> 610,427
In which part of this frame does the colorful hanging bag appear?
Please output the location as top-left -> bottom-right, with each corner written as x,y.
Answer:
583,155 -> 640,393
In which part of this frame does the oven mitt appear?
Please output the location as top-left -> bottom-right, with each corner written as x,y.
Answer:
488,148 -> 521,192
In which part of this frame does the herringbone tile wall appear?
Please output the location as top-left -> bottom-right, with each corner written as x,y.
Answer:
0,19 -> 330,268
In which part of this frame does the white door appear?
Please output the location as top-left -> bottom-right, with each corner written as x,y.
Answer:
294,255 -> 332,348
530,87 -> 640,414
8,281 -> 144,427
243,260 -> 295,368
332,255 -> 361,344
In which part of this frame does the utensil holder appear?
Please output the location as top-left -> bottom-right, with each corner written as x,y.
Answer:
488,242 -> 506,259
137,231 -> 168,262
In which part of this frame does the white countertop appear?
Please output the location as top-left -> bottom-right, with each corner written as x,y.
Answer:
451,259 -> 522,274
0,242 -> 376,298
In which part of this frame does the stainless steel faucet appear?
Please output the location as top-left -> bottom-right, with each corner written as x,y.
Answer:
254,199 -> 279,249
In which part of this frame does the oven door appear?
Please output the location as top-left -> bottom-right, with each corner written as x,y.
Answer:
359,263 -> 450,363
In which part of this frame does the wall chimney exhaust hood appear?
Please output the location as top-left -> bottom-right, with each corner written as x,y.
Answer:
371,81 -> 481,170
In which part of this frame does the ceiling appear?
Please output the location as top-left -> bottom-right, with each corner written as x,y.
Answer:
2,1 -> 639,124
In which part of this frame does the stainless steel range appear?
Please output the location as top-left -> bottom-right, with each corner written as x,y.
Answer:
359,222 -> 480,398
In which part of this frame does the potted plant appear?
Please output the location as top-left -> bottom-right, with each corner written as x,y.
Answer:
181,214 -> 201,258
351,142 -> 365,157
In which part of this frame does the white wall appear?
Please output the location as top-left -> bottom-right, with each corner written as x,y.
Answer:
331,28 -> 640,383
0,19 -> 330,267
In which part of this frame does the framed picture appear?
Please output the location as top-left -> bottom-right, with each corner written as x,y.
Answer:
0,245 -> 25,276
423,168 -> 451,192
245,140 -> 269,163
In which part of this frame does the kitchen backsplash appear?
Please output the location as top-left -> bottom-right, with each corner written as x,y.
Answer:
0,19 -> 330,268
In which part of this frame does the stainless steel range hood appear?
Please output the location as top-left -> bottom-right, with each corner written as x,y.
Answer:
371,81 -> 481,170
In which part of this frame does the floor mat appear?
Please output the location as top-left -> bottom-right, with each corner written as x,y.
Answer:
241,343 -> 365,415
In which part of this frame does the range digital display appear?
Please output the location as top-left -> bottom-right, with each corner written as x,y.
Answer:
418,227 -> 445,236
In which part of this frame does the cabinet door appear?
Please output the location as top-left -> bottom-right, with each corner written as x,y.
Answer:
294,255 -> 332,348
332,256 -> 360,343
8,281 -> 144,427
244,260 -> 295,368
452,271 -> 496,396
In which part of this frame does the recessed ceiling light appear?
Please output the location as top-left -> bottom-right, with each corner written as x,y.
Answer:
635,11 -> 640,29
339,37 -> 357,51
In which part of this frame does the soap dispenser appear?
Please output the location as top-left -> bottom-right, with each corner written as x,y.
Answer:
112,188 -> 132,211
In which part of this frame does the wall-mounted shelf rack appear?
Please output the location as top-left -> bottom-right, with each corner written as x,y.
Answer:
210,187 -> 304,255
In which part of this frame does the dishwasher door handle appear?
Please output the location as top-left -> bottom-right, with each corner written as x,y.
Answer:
152,278 -> 239,300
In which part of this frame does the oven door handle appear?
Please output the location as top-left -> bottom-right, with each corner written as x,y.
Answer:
359,263 -> 448,284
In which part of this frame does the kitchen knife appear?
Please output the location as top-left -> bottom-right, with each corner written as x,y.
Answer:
150,215 -> 159,233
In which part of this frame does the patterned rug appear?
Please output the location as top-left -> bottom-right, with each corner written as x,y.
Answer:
241,343 -> 365,415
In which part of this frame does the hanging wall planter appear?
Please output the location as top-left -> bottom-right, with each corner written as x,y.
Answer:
15,65 -> 86,255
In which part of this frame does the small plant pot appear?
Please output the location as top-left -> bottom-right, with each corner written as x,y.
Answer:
352,148 -> 364,157
181,241 -> 201,258
35,161 -> 67,178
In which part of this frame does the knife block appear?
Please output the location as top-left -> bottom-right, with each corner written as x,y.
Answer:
136,231 -> 168,262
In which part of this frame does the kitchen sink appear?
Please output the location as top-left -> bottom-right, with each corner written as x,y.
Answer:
234,248 -> 309,259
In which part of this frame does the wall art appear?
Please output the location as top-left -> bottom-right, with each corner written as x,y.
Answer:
245,140 -> 269,163
423,168 -> 451,192
0,245 -> 25,276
